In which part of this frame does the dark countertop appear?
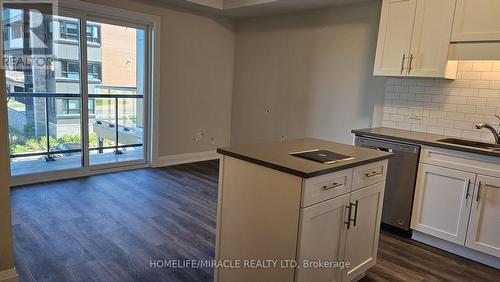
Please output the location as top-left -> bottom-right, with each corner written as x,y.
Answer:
217,138 -> 393,178
352,127 -> 500,157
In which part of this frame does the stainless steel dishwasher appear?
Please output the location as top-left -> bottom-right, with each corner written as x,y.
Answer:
355,135 -> 420,231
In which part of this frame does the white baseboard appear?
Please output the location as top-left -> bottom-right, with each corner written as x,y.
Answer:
412,231 -> 500,269
154,150 -> 220,167
0,268 -> 18,282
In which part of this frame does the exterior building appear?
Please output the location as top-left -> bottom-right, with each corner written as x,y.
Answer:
3,8 -> 141,150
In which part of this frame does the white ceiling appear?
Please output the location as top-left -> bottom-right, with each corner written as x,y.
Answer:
146,0 -> 370,18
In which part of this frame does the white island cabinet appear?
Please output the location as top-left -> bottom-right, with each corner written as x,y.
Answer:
214,138 -> 391,282
411,146 -> 500,268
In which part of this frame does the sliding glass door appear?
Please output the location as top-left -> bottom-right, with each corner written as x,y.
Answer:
86,20 -> 146,166
4,8 -> 84,176
3,7 -> 148,178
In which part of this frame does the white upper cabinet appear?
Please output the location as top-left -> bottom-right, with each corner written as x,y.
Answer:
408,0 -> 457,77
452,0 -> 500,42
374,0 -> 457,78
373,0 -> 416,76
466,175 -> 500,258
411,163 -> 475,245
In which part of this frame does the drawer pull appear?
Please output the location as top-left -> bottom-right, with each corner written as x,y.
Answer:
364,171 -> 382,178
322,182 -> 343,190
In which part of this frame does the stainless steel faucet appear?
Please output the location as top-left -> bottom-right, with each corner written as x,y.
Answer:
475,115 -> 500,144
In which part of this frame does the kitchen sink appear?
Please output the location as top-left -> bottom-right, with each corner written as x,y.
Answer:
437,138 -> 500,151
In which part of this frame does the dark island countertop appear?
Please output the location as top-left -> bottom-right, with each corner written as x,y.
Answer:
352,127 -> 500,157
217,138 -> 393,178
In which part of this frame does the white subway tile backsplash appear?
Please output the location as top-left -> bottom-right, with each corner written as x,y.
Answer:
396,122 -> 411,130
411,124 -> 427,132
462,130 -> 481,140
452,80 -> 470,88
454,120 -> 474,130
487,98 -> 500,107
409,86 -> 426,93
427,126 -> 445,135
467,97 -> 487,106
400,93 -> 415,100
478,89 -> 499,98
429,110 -> 447,119
469,80 -> 490,88
459,88 -> 478,96
416,79 -> 435,86
464,113 -> 484,122
481,72 -> 500,81
381,61 -> 500,141
458,62 -> 473,72
444,128 -> 462,137
476,106 -> 496,115
490,81 -> 500,89
493,63 -> 500,72
447,112 -> 465,121
456,105 -> 476,113
394,85 -> 409,92
460,71 -> 482,80
472,62 -> 493,72
386,78 -> 401,85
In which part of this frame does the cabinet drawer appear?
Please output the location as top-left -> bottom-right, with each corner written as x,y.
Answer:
302,168 -> 352,207
352,160 -> 388,191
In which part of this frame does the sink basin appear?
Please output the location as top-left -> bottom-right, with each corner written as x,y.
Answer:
437,138 -> 500,150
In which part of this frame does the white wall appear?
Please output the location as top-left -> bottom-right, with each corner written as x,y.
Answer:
230,0 -> 386,145
381,61 -> 500,142
90,0 -> 236,157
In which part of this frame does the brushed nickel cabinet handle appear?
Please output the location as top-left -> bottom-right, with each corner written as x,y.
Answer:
465,179 -> 471,199
476,181 -> 482,202
322,182 -> 343,190
408,53 -> 414,74
400,54 -> 406,74
365,171 -> 382,178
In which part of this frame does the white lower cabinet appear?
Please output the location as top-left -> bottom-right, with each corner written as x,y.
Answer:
411,163 -> 476,245
296,182 -> 385,282
296,194 -> 350,282
344,182 -> 385,281
412,146 -> 500,262
466,175 -> 500,258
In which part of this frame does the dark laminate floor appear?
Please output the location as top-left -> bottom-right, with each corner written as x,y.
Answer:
11,160 -> 500,282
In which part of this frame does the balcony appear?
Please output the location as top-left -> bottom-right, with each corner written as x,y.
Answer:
8,92 -> 144,176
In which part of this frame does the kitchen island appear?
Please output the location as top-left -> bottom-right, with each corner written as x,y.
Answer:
215,138 -> 392,282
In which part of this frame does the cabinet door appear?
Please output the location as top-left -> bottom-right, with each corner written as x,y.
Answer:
343,182 -> 385,281
465,175 -> 500,258
407,0 -> 456,78
411,163 -> 476,245
296,194 -> 350,282
373,0 -> 417,76
452,0 -> 500,42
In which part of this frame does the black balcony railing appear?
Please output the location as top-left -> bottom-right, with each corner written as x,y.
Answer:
7,92 -> 143,161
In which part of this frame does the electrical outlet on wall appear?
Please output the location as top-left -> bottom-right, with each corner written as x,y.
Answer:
194,132 -> 205,142
408,108 -> 423,121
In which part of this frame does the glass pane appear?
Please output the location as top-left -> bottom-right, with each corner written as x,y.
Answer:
3,9 -> 83,176
87,21 -> 145,166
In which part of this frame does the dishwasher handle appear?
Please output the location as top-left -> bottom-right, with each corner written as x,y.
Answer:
376,147 -> 393,153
